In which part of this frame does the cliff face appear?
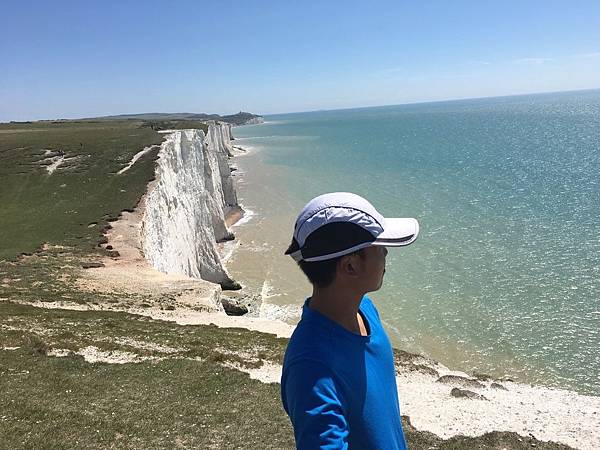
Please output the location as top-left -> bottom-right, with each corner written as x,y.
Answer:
205,121 -> 237,207
240,117 -> 264,125
141,124 -> 239,289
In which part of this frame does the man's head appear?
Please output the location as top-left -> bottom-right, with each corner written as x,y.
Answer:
285,192 -> 418,291
296,246 -> 388,292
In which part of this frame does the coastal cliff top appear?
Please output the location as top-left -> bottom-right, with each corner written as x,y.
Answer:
5,111 -> 264,127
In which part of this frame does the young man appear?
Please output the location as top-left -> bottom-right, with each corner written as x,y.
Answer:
281,192 -> 419,450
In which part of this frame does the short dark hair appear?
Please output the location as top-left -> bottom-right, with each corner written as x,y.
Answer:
296,248 -> 366,288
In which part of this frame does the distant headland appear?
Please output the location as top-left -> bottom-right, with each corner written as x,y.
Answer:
6,111 -> 264,127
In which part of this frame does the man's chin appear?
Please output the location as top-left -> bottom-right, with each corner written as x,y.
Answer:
370,280 -> 384,292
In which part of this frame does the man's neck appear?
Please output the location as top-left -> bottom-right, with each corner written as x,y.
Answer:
309,285 -> 366,335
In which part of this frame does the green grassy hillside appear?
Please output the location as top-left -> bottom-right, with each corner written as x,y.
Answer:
0,303 -> 573,450
0,120 -> 208,261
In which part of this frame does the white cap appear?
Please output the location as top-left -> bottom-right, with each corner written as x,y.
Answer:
285,192 -> 419,262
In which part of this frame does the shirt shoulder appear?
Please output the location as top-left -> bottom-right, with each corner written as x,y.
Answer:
360,295 -> 382,324
284,316 -> 332,365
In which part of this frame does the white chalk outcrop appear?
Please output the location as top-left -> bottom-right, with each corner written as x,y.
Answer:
141,123 -> 240,289
242,117 -> 264,125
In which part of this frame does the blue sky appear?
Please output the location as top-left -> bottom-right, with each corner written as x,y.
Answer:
1,0 -> 599,121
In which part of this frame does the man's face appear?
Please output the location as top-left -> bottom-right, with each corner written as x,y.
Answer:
361,245 -> 388,292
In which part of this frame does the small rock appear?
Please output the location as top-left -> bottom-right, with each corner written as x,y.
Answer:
220,279 -> 242,291
106,250 -> 120,258
220,291 -> 262,315
217,232 -> 235,243
81,262 -> 104,269
97,236 -> 108,245
410,364 -> 439,377
450,387 -> 488,401
221,297 -> 248,316
437,375 -> 484,389
491,382 -> 508,390
473,372 -> 493,381
106,245 -> 113,250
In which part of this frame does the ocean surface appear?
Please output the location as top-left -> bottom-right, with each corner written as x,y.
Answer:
227,90 -> 600,395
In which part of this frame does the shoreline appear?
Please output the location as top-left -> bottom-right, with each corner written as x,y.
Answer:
224,205 -> 244,228
76,125 -> 293,338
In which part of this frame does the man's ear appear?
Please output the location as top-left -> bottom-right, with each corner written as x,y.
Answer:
338,254 -> 360,278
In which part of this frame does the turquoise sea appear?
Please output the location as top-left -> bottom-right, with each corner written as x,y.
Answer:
229,90 -> 600,395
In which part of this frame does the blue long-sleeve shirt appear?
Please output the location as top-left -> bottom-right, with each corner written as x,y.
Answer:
281,296 -> 407,450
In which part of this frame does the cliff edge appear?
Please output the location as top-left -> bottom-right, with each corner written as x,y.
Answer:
141,123 -> 241,289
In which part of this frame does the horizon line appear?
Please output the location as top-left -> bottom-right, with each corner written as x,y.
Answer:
259,87 -> 600,117
2,86 -> 599,124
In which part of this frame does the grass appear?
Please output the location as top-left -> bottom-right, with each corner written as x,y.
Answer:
0,118 -> 210,307
142,119 -> 211,132
402,423 -> 573,450
1,348 -> 292,449
0,119 -> 208,261
0,302 -> 288,364
0,302 -> 294,450
0,120 -> 160,260
0,303 -> 574,449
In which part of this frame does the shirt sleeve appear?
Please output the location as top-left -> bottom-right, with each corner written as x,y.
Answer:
283,360 -> 349,450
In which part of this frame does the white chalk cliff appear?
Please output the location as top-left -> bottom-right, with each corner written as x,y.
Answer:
242,117 -> 264,125
141,123 -> 240,289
